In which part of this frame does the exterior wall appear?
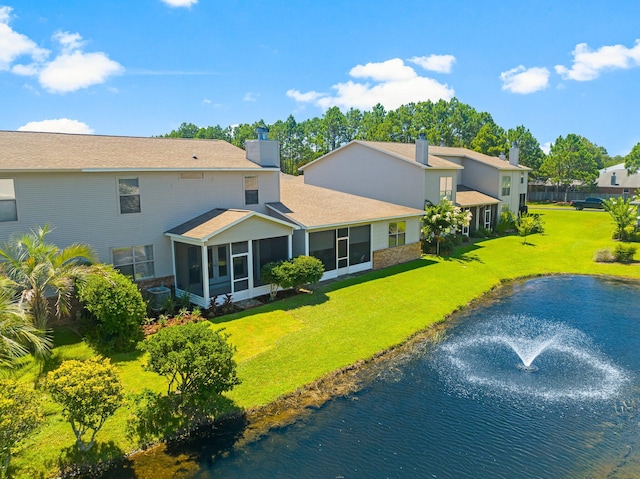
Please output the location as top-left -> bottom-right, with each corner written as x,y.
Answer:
0,169 -> 280,281
371,217 -> 421,251
458,159 -> 498,194
425,170 -> 456,205
499,170 -> 528,213
303,144 -> 427,209
373,242 -> 422,270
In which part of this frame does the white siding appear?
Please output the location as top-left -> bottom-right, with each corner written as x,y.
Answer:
0,170 -> 280,279
371,217 -> 421,251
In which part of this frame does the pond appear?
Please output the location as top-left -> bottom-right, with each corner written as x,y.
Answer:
114,275 -> 640,478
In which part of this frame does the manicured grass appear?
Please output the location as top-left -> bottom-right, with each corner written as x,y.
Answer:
8,207 -> 640,478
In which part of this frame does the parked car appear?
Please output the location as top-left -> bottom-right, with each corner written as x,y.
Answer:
570,197 -> 605,210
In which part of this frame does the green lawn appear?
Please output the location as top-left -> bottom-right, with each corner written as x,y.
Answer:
9,207 -> 640,478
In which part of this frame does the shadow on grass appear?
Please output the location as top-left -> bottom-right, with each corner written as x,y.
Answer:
53,441 -> 126,479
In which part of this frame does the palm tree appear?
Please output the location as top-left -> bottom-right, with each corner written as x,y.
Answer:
0,276 -> 51,366
0,225 -> 97,330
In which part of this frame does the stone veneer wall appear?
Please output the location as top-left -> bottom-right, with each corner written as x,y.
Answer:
372,242 -> 422,270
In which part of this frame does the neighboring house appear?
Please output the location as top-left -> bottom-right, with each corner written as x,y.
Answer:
0,130 -> 425,306
299,138 -> 530,233
267,174 -> 425,280
596,164 -> 639,198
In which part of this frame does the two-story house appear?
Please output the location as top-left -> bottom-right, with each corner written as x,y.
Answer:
299,137 -> 530,233
0,130 -> 424,306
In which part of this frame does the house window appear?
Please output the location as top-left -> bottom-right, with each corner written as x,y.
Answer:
439,176 -> 453,201
118,178 -> 141,214
0,179 -> 17,222
501,176 -> 511,197
309,230 -> 337,271
112,245 -> 155,280
520,172 -> 525,184
349,225 -> 371,265
388,221 -> 406,247
244,176 -> 259,205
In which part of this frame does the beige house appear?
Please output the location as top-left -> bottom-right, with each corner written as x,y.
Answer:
0,130 -> 425,305
300,138 -> 530,233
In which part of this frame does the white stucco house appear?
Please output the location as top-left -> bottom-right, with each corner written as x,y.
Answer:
299,138 -> 530,233
0,130 -> 424,306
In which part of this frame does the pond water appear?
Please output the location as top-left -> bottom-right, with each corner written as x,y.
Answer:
116,275 -> 640,478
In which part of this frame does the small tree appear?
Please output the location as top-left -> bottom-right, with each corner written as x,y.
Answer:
0,225 -> 96,330
46,358 -> 124,452
140,321 -> 240,398
603,197 -> 637,241
0,379 -> 43,476
261,256 -> 324,299
515,213 -> 545,245
77,265 -> 147,352
423,199 -> 472,254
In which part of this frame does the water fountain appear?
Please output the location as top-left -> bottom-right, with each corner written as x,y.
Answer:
436,315 -> 628,402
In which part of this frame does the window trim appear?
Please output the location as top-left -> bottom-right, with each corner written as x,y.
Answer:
244,175 -> 259,205
0,178 -> 18,222
388,221 -> 406,248
501,175 -> 511,197
439,176 -> 453,201
117,177 -> 141,214
111,244 -> 155,281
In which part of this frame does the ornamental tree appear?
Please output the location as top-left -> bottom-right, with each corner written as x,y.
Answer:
0,379 -> 43,476
140,321 -> 240,398
423,199 -> 472,254
603,197 -> 637,241
261,256 -> 324,299
46,357 -> 124,452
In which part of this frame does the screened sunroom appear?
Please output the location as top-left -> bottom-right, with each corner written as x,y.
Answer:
166,209 -> 296,307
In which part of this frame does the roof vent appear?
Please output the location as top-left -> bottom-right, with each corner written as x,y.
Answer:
499,152 -> 506,161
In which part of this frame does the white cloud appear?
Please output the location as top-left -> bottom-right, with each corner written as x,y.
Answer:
288,57 -> 454,111
500,66 -> 550,94
243,92 -> 258,102
0,6 -> 49,70
408,54 -> 456,73
1,8 -> 123,93
555,40 -> 640,81
161,0 -> 197,7
38,49 -> 123,93
541,141 -> 552,155
18,118 -> 94,134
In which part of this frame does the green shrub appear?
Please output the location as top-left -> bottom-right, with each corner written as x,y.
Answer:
77,266 -> 147,352
261,256 -> 324,299
614,243 -> 636,263
593,248 -> 616,263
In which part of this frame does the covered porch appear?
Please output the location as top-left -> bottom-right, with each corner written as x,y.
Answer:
166,209 -> 296,307
456,186 -> 501,234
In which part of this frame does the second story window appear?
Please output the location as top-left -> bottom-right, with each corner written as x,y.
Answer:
439,176 -> 453,201
501,176 -> 511,197
244,175 -> 258,205
0,179 -> 17,222
118,178 -> 141,214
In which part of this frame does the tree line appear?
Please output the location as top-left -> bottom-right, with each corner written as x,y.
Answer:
162,98 -> 637,199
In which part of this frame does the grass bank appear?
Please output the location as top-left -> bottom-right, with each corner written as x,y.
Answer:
9,207 -> 640,478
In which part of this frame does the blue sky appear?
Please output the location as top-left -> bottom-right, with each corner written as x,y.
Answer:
1,0 -> 639,156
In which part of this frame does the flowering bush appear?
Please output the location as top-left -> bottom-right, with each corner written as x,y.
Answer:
422,199 -> 471,254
